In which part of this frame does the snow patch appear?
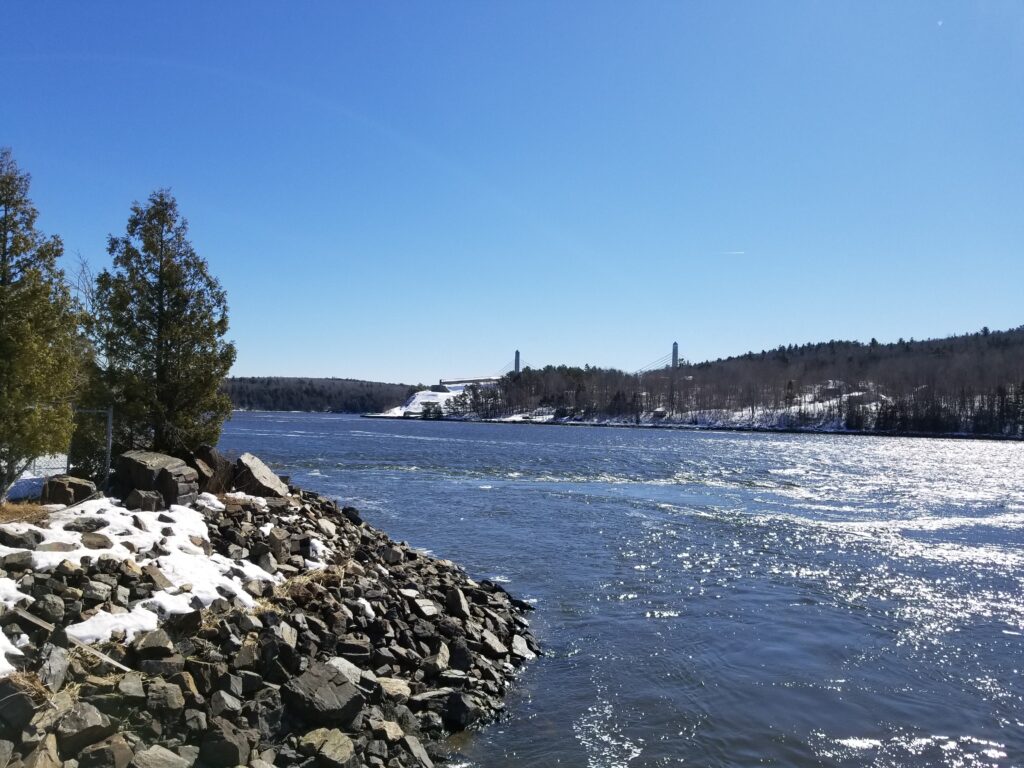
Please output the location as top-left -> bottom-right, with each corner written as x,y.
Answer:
382,387 -> 463,417
65,604 -> 160,644
0,494 -> 294,664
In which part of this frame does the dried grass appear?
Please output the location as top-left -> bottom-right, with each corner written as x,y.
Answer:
0,502 -> 50,525
60,680 -> 84,701
272,565 -> 346,600
251,597 -> 283,617
6,671 -> 50,704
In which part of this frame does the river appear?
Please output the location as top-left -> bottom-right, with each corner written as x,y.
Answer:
219,412 -> 1024,768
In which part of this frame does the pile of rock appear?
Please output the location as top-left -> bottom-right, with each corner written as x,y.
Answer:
0,450 -> 538,768
39,476 -> 97,506
118,452 -> 200,510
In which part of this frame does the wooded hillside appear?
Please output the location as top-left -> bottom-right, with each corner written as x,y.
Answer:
223,377 -> 416,413
444,326 -> 1024,436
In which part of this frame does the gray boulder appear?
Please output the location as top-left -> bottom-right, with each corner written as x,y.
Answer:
298,728 -> 355,768
130,745 -> 191,768
234,452 -> 289,497
0,678 -> 36,732
41,475 -> 97,505
131,629 -> 174,659
199,717 -> 251,766
117,451 -> 199,508
403,735 -> 434,768
38,645 -> 70,693
23,734 -> 61,768
78,734 -> 133,768
55,702 -> 116,757
0,527 -> 43,550
282,661 -> 364,726
443,692 -> 483,730
191,445 -> 233,494
123,489 -> 161,512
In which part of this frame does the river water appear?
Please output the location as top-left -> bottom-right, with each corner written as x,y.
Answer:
219,412 -> 1024,768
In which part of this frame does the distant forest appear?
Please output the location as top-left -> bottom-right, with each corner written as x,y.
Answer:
223,377 -> 416,413
443,326 -> 1024,437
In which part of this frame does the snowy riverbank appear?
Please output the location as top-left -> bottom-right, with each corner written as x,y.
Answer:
0,451 -> 537,767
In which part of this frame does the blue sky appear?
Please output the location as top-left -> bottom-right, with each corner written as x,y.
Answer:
4,3 -> 1022,383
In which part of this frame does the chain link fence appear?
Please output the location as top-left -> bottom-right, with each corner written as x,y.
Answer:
25,454 -> 70,477
8,407 -> 113,501
67,407 -> 114,489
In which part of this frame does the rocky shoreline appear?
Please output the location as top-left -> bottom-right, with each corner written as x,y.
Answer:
0,449 -> 538,767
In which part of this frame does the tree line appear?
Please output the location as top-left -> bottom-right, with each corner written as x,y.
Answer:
442,330 -> 1024,437
223,377 -> 415,413
0,148 -> 235,498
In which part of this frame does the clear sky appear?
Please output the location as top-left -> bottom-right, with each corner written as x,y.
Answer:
4,3 -> 1022,384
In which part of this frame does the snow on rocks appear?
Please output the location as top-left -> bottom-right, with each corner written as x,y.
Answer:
0,450 -> 538,767
0,496 -> 276,642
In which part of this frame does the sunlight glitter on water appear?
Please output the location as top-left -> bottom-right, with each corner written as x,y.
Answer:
220,414 -> 1024,768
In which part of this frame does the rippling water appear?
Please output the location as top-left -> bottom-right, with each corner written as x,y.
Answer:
219,412 -> 1024,767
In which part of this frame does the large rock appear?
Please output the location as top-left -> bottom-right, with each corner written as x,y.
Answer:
233,453 -> 289,497
282,662 -> 364,726
0,678 -> 36,733
403,735 -> 434,768
131,745 -> 191,768
78,735 -> 133,768
511,633 -> 537,660
0,527 -> 43,550
40,475 -> 97,505
480,628 -> 509,658
325,656 -> 364,686
377,678 -> 412,701
23,734 -> 61,768
38,645 -> 70,693
298,728 -> 355,768
191,445 -> 233,494
117,451 -> 198,508
123,489 -> 161,512
55,702 -> 116,757
445,587 -> 471,619
146,680 -> 185,712
132,629 -> 174,659
443,692 -> 483,731
199,717 -> 251,766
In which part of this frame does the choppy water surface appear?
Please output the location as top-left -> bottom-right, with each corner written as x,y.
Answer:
219,413 -> 1024,767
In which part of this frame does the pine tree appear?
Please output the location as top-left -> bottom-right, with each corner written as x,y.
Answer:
91,190 -> 236,455
0,149 -> 80,500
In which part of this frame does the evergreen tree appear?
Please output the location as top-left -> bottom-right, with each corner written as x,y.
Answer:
0,149 -> 80,500
90,190 -> 236,455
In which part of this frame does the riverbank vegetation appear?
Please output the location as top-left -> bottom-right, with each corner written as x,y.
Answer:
0,149 -> 237,497
443,328 -> 1024,437
224,376 -> 417,413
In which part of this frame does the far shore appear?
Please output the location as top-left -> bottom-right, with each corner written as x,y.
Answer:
355,412 -> 1023,442
225,408 -> 1022,442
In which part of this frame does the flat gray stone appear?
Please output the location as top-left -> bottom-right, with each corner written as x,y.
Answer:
131,745 -> 191,768
282,662 -> 364,726
234,453 -> 288,497
56,702 -> 116,757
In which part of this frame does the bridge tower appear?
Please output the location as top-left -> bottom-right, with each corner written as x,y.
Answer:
672,341 -> 679,369
515,350 -> 520,374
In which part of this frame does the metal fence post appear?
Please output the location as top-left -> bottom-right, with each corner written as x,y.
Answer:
104,406 -> 113,491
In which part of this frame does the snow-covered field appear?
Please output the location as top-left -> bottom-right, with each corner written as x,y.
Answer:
382,384 -> 468,417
